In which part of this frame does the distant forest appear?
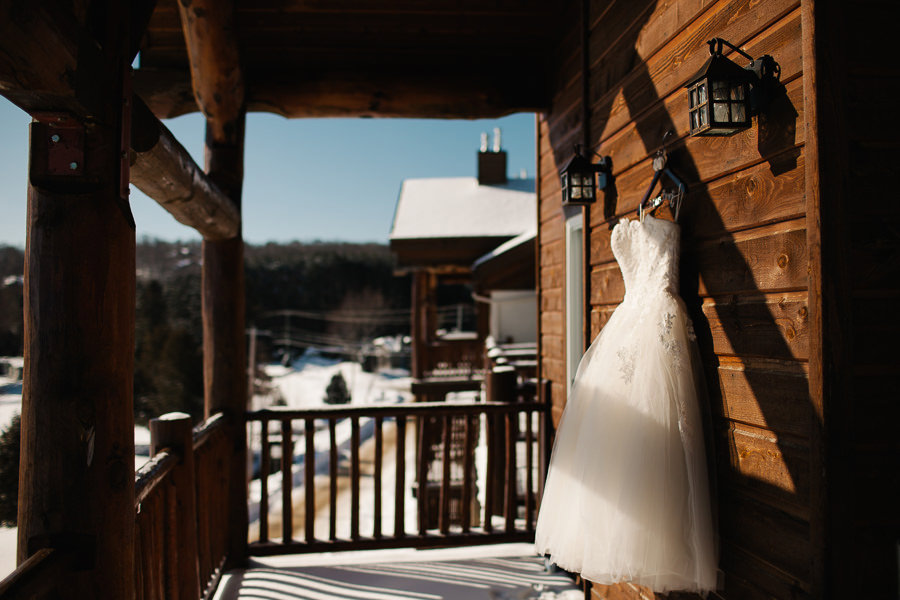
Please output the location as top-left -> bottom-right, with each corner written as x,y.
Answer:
0,240 -> 410,422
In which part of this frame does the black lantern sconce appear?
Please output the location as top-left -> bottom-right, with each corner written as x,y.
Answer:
560,144 -> 611,207
685,38 -> 779,137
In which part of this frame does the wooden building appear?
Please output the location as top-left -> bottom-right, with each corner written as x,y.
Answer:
0,1 -> 896,599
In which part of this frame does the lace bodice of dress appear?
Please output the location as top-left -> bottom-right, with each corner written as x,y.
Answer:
612,216 -> 680,299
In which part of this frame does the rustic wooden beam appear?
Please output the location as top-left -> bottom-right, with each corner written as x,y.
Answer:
134,68 -> 549,119
202,113 -> 248,566
0,1 -> 239,240
177,0 -> 245,142
130,96 -> 239,240
17,7 -> 135,599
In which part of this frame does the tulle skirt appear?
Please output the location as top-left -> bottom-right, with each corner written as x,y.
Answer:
534,292 -> 717,594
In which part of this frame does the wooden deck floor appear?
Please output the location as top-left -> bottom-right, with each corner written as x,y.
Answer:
213,544 -> 581,600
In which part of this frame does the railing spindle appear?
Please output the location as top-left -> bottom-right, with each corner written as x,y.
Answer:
417,416 -> 428,536
438,415 -> 452,534
305,418 -> 315,543
505,411 -> 516,533
525,409 -> 534,532
394,416 -> 406,538
374,416 -> 383,539
328,419 -> 337,541
260,418 -> 270,543
351,416 -> 361,540
282,418 -> 293,542
484,413 -> 494,533
461,414 -> 474,533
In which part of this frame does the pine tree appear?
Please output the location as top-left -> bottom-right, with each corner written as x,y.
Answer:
324,372 -> 351,405
0,413 -> 21,526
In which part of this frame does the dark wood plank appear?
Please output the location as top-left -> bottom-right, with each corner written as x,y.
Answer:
505,412 -> 517,533
525,409 -> 535,532
394,416 -> 407,538
461,415 -> 474,533
351,417 -> 361,540
281,419 -> 293,542
416,416 -> 428,535
328,419 -> 337,541
438,415 -> 452,534
304,418 -> 315,543
374,416 -> 383,539
259,419 -> 270,543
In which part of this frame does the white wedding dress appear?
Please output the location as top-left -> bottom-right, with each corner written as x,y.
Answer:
535,215 -> 717,594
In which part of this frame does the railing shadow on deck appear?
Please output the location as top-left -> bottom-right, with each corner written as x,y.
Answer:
246,394 -> 552,557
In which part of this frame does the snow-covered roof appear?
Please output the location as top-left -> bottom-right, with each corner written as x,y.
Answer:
390,177 -> 535,240
472,227 -> 536,270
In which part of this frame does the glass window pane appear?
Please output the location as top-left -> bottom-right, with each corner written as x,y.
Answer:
571,186 -> 582,200
690,88 -> 698,108
731,84 -> 745,100
712,80 -> 729,100
713,102 -> 729,122
561,174 -> 568,189
698,83 -> 708,104
691,110 -> 699,130
584,186 -> 594,199
732,103 -> 746,122
700,105 -> 709,126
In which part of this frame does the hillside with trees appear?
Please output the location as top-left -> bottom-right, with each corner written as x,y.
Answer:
0,240 -> 410,423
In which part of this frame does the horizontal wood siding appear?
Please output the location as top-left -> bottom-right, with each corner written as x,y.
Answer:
810,0 -> 900,596
538,1 -> 820,598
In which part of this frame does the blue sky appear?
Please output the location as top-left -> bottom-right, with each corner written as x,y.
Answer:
0,100 -> 535,248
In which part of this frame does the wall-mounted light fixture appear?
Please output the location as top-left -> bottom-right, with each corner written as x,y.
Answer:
685,38 -> 779,137
560,144 -> 611,206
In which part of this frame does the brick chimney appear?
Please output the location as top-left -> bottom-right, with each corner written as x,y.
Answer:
477,128 -> 507,185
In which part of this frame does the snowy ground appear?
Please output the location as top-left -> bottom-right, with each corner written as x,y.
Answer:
248,350 -> 415,538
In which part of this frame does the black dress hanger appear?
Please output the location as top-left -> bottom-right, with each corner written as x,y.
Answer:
639,147 -> 686,223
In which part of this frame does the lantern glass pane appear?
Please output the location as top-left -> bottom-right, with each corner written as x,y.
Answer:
571,186 -> 582,200
584,186 -> 594,199
690,88 -> 698,108
700,105 -> 709,126
690,110 -> 699,130
732,102 -> 746,122
713,102 -> 729,122
731,84 -> 745,100
698,83 -> 707,104
561,173 -> 568,189
712,80 -> 729,101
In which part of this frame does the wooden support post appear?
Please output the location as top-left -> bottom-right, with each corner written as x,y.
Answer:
15,5 -> 136,598
149,413 -> 201,600
202,112 -> 248,566
487,366 -> 517,518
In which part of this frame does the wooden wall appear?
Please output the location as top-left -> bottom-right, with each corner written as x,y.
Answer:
537,1 -> 827,598
809,1 -> 900,597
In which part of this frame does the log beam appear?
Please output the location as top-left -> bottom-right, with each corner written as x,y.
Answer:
134,68 -> 549,120
0,0 -> 240,240
177,0 -> 245,142
130,96 -> 239,240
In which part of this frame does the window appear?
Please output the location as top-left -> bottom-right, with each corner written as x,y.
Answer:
564,207 -> 584,398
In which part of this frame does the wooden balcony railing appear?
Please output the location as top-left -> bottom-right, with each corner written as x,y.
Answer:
134,412 -> 230,600
0,412 -> 232,600
246,398 -> 551,556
